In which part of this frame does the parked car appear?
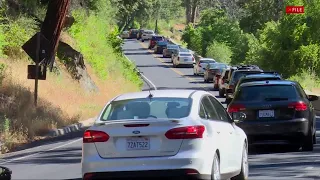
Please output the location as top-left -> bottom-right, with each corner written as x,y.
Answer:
204,63 -> 228,83
154,41 -> 168,54
162,44 -> 179,58
225,69 -> 264,104
193,58 -> 216,76
82,89 -> 248,180
148,35 -> 165,49
120,30 -> 129,39
235,64 -> 261,70
171,48 -> 190,63
172,51 -> 195,68
227,80 -> 318,151
129,29 -> 139,39
136,29 -> 146,40
141,30 -> 155,41
234,73 -> 282,93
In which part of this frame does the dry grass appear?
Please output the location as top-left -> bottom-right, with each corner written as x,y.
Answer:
0,56 -> 139,153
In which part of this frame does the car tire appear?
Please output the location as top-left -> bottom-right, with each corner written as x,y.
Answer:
231,143 -> 249,180
219,88 -> 225,97
302,128 -> 314,151
211,153 -> 221,180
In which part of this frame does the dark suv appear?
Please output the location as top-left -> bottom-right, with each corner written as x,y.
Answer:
227,80 -> 318,151
148,35 -> 165,49
225,69 -> 263,104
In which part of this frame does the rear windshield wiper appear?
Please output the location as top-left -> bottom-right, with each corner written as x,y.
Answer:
264,97 -> 289,101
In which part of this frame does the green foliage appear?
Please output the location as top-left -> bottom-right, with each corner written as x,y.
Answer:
2,16 -> 37,58
69,8 -> 142,87
206,41 -> 232,64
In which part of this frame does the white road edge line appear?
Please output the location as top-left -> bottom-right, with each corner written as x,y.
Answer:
124,54 -> 157,90
0,138 -> 82,165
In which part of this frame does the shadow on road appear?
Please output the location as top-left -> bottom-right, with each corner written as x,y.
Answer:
137,64 -> 171,68
123,47 -> 148,51
0,127 -> 87,160
124,52 -> 152,55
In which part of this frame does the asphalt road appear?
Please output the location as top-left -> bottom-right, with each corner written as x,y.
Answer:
0,39 -> 319,179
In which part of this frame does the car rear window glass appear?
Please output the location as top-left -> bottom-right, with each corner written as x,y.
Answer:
241,77 -> 281,84
144,31 -> 154,34
200,60 -> 215,64
232,71 -> 262,82
180,53 -> 192,57
235,85 -> 297,101
101,98 -> 191,120
167,45 -> 179,49
152,36 -> 164,41
209,63 -> 227,69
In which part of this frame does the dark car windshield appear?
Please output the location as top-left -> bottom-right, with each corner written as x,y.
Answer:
240,77 -> 281,85
232,71 -> 263,82
157,41 -> 168,46
235,85 -> 297,101
209,63 -> 227,69
152,36 -> 164,41
100,97 -> 192,120
167,45 -> 179,49
200,59 -> 216,64
180,53 -> 192,57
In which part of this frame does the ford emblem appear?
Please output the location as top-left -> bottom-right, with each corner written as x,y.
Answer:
132,130 -> 140,134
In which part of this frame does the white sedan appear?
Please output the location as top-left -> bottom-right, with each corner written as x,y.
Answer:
193,58 -> 217,76
82,89 -> 248,180
141,30 -> 155,41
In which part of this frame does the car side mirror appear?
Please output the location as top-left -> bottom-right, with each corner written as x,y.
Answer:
0,166 -> 12,180
308,95 -> 319,101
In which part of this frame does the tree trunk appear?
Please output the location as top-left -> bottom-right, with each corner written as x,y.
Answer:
41,0 -> 71,69
191,0 -> 199,23
185,0 -> 192,24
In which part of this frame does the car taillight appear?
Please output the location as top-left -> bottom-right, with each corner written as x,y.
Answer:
192,57 -> 195,62
83,173 -> 93,180
185,169 -> 199,175
83,130 -> 109,143
288,102 -> 307,111
227,104 -> 246,113
165,126 -> 205,139
229,85 -> 234,89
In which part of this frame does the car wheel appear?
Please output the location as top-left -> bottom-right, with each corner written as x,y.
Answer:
302,127 -> 314,151
219,88 -> 225,97
211,153 -> 221,180
231,143 -> 249,180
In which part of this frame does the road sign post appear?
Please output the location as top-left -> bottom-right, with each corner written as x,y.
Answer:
34,33 -> 40,107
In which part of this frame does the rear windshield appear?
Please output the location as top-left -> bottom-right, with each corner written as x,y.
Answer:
152,36 -> 164,41
235,85 -> 297,101
232,71 -> 262,82
180,53 -> 192,57
100,98 -> 191,120
200,60 -> 215,64
130,29 -> 138,33
167,45 -> 179,49
157,41 -> 168,46
144,31 -> 154,34
209,63 -> 227,69
241,77 -> 281,84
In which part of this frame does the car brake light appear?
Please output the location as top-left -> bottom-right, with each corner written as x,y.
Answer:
229,85 -> 234,89
165,126 -> 205,139
185,169 -> 199,175
83,130 -> 109,143
288,102 -> 307,111
124,124 -> 149,127
83,173 -> 93,180
227,104 -> 246,113
192,57 -> 195,62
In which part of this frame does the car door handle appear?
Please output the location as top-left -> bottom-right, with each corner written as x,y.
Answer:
217,131 -> 220,134
229,131 -> 233,134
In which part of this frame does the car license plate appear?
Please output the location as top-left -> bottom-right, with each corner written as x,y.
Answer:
184,58 -> 189,61
126,137 -> 150,150
258,110 -> 275,118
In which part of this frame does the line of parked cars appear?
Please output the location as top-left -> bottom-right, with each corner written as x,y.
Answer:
93,28 -> 320,180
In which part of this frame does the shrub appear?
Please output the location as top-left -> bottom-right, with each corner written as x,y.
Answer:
206,41 -> 233,64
